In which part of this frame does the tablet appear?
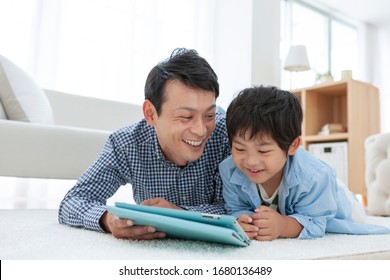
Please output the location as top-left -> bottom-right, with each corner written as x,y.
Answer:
107,202 -> 251,247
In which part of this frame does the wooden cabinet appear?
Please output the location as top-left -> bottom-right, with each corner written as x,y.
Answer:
292,79 -> 380,196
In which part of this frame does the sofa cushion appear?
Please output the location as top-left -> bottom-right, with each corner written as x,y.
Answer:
0,55 -> 53,123
365,133 -> 390,216
0,101 -> 6,119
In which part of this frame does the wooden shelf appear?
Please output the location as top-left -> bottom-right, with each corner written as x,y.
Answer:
293,79 -> 380,196
303,133 -> 349,143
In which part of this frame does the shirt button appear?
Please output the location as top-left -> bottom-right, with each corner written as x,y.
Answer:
182,196 -> 186,201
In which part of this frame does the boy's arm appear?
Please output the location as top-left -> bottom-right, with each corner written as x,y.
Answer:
219,161 -> 256,218
286,171 -> 339,239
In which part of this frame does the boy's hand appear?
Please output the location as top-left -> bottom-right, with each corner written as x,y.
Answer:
252,206 -> 303,241
251,206 -> 283,241
237,214 -> 259,239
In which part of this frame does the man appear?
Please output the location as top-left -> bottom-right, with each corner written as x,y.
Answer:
58,48 -> 231,240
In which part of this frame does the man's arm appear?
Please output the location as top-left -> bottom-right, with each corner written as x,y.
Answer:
59,132 -> 131,232
182,169 -> 227,215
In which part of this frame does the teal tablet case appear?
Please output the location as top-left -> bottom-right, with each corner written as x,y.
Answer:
107,202 -> 251,247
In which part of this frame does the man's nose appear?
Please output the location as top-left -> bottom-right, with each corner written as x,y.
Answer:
190,118 -> 207,136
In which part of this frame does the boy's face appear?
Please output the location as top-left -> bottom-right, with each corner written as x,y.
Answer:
231,132 -> 291,190
144,79 -> 217,166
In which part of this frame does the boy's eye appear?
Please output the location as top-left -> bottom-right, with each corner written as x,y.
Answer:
258,150 -> 271,154
234,147 -> 245,152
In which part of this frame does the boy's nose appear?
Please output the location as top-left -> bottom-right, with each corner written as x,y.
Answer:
246,153 -> 260,166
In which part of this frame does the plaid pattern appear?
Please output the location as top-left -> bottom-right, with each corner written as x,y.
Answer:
58,112 -> 231,232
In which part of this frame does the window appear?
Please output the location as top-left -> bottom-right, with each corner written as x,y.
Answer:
54,0 -> 216,105
280,0 -> 358,89
0,0 -> 219,209
0,0 -> 38,71
0,0 -> 217,105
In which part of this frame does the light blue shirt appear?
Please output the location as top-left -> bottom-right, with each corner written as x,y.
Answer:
219,147 -> 390,239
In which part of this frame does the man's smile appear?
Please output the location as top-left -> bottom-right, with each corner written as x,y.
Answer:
183,139 -> 203,147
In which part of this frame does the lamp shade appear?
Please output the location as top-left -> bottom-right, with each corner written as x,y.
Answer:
284,45 -> 310,72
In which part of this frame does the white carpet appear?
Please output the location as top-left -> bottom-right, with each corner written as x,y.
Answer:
1,209 -> 390,260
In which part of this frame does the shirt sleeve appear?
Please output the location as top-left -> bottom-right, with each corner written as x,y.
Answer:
219,159 -> 256,218
58,134 -> 129,232
287,170 -> 339,239
183,171 -> 226,215
182,144 -> 231,215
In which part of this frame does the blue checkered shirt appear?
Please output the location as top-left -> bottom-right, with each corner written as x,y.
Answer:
58,111 -> 231,232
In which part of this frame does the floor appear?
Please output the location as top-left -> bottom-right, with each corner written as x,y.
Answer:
320,251 -> 390,260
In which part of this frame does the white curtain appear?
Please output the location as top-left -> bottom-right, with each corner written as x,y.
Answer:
1,0 -> 254,209
0,0 -> 217,105
0,0 -> 219,209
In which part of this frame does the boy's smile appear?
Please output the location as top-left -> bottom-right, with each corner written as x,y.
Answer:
231,132 -> 288,193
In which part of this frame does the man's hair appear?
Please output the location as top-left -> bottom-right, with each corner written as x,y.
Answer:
144,48 -> 219,115
226,85 -> 303,153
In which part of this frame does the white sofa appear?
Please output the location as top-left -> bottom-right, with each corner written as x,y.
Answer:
365,132 -> 390,215
0,89 -> 143,180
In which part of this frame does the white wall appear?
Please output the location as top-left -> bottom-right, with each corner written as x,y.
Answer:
357,22 -> 390,133
251,0 -> 281,87
213,0 -> 281,111
212,0 -> 253,110
377,26 -> 390,132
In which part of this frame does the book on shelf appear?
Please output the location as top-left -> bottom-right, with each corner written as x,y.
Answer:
318,123 -> 346,135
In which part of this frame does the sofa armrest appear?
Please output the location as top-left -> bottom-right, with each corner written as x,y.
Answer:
0,119 -> 109,179
44,89 -> 144,131
365,133 -> 390,215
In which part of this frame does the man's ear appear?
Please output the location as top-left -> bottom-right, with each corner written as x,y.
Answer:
288,137 -> 301,156
143,100 -> 157,125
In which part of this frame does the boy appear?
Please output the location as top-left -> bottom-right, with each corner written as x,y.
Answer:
219,85 -> 390,241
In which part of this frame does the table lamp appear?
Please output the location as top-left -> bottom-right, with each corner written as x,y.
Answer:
284,45 -> 310,89
284,45 -> 310,72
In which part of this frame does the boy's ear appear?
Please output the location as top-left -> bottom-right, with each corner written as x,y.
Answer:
288,137 -> 301,155
143,100 -> 158,125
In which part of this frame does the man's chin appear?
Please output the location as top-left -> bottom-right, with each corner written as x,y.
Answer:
184,149 -> 204,162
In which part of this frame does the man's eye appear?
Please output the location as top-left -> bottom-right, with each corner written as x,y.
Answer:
181,116 -> 192,119
206,114 -> 216,119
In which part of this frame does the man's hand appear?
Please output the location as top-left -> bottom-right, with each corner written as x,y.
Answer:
237,213 -> 259,240
142,198 -> 183,209
100,198 -> 183,239
100,211 -> 166,240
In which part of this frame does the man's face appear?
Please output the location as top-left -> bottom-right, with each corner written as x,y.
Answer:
146,80 -> 217,166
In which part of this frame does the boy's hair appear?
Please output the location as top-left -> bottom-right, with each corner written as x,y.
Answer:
144,48 -> 219,115
226,85 -> 303,153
